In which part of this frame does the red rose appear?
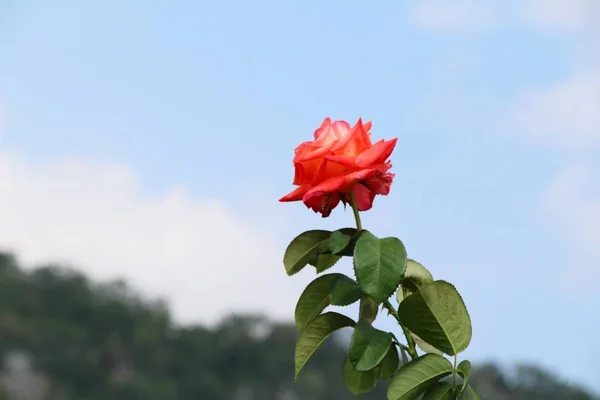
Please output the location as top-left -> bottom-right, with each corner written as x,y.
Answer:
280,118 -> 397,217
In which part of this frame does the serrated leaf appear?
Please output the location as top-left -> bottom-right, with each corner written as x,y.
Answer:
295,274 -> 337,331
457,385 -> 480,400
353,231 -> 407,303
379,344 -> 399,379
422,382 -> 454,400
329,230 -> 351,254
330,277 -> 361,306
456,360 -> 472,397
403,259 -> 434,290
359,295 -> 379,324
398,280 -> 472,356
312,253 -> 341,273
342,356 -> 379,395
386,354 -> 453,400
412,333 -> 443,356
295,312 -> 355,378
349,320 -> 393,371
337,227 -> 359,256
396,286 -> 409,303
396,259 -> 434,303
284,230 -> 332,276
295,274 -> 360,331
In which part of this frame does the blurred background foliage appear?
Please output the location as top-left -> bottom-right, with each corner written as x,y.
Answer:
0,252 -> 596,400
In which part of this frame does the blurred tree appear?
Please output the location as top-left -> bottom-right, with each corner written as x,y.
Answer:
0,252 -> 597,400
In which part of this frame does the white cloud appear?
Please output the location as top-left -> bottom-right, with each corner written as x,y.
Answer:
508,1 -> 600,149
514,1 -> 600,288
543,164 -> 600,287
405,0 -> 600,294
509,72 -> 600,149
0,151 -> 312,326
0,103 -> 4,138
408,0 -> 600,34
544,164 -> 600,255
522,0 -> 600,31
407,0 -> 498,32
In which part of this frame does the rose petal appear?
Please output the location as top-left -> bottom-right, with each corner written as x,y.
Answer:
362,120 -> 373,138
352,183 -> 376,211
355,138 -> 398,168
309,158 -> 329,185
293,142 -> 317,161
279,185 -> 310,202
324,154 -> 355,168
313,117 -> 332,139
341,168 -> 377,187
306,169 -> 377,195
374,162 -> 393,174
330,120 -> 352,137
331,118 -> 372,155
295,142 -> 335,162
313,120 -> 350,148
330,168 -> 379,194
318,159 -> 350,184
292,162 -> 305,186
303,176 -> 347,201
303,192 -> 341,217
365,172 -> 395,195
330,120 -> 359,152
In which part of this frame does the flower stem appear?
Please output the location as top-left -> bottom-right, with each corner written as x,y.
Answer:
348,192 -> 362,232
382,300 -> 418,360
348,191 -> 417,360
349,191 -> 378,323
452,354 -> 458,388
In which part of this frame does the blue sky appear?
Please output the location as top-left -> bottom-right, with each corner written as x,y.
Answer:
1,0 -> 599,393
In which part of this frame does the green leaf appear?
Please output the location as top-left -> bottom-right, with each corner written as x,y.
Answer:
295,274 -> 336,331
312,253 -> 342,273
396,260 -> 434,304
353,231 -> 407,303
457,385 -> 480,400
284,230 -> 332,276
412,333 -> 443,356
403,259 -> 434,289
396,259 -> 434,303
330,276 -> 362,306
348,320 -> 393,371
422,382 -> 454,400
342,356 -> 379,395
336,227 -> 359,256
295,274 -> 361,331
398,280 -> 472,356
456,360 -> 472,396
295,312 -> 355,378
328,230 -> 351,254
399,346 -> 409,365
379,344 -> 399,379
386,354 -> 453,400
396,286 -> 409,303
359,295 -> 379,324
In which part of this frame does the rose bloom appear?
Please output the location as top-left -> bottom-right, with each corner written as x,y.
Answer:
279,117 -> 397,217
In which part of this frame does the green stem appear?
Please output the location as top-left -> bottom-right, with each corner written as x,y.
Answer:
382,300 -> 418,360
390,333 -> 403,348
349,192 -> 377,324
391,335 -> 410,355
348,192 -> 362,232
348,191 -> 417,360
452,354 -> 458,388
398,343 -> 410,354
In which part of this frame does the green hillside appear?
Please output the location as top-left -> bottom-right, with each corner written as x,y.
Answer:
0,252 -> 596,400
